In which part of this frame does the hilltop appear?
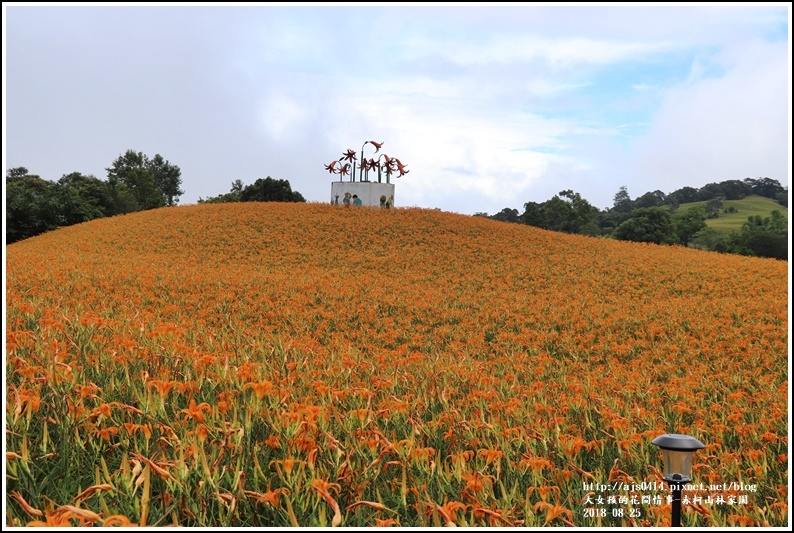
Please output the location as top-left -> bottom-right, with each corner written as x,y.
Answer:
678,194 -> 788,235
8,201 -> 781,272
5,202 -> 789,527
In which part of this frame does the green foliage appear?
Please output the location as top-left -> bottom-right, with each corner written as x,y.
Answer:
106,150 -> 183,212
672,206 -> 707,247
519,201 -> 544,227
613,207 -> 676,245
695,180 -> 751,201
704,198 -> 724,219
612,185 -> 634,213
6,168 -> 62,243
148,154 -> 184,207
726,211 -> 788,260
7,150 -> 183,244
634,190 -> 666,209
666,186 -> 699,206
240,177 -> 305,203
677,195 -> 787,235
6,169 -> 117,244
520,190 -> 599,236
55,172 -> 115,226
199,177 -> 305,204
691,227 -> 728,253
489,207 -> 520,223
199,180 -> 245,204
743,177 -> 785,198
597,209 -> 631,236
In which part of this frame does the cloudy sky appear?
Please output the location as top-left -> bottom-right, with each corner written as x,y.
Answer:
3,3 -> 791,215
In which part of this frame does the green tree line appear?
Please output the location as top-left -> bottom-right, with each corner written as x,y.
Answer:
197,177 -> 305,204
6,150 -> 305,244
479,177 -> 788,260
6,150 -> 184,244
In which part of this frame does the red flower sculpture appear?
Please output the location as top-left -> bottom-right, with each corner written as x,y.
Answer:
394,158 -> 410,177
323,141 -> 407,184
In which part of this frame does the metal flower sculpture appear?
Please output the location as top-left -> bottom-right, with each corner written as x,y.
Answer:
341,149 -> 357,182
361,158 -> 378,182
394,158 -> 410,177
382,157 -> 396,182
358,141 -> 384,182
324,141 -> 407,184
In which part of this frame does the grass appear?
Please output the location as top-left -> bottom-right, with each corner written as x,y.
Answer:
677,195 -> 788,235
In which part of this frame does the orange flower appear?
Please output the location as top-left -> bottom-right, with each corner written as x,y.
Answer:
180,399 -> 211,424
534,501 -> 574,527
244,380 -> 274,400
9,490 -> 43,517
245,488 -> 289,509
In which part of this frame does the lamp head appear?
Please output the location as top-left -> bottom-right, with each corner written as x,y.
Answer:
652,433 -> 705,482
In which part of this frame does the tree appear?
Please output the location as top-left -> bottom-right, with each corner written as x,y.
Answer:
555,189 -> 599,235
598,209 -> 631,236
199,180 -> 244,204
667,186 -> 699,206
490,208 -> 519,223
148,154 -> 184,206
55,172 -> 114,226
613,207 -> 676,245
200,177 -> 305,204
691,227 -> 727,253
726,211 -> 788,260
106,150 -> 183,212
634,190 -> 666,209
672,206 -> 707,247
612,185 -> 633,212
6,168 -> 62,243
704,198 -> 723,219
540,195 -> 571,231
518,191 -> 598,235
520,201 -> 544,228
717,179 -> 752,200
239,177 -> 305,202
743,177 -> 785,198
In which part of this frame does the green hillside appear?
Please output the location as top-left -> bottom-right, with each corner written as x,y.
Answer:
679,194 -> 788,235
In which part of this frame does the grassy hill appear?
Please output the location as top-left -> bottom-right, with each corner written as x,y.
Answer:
5,203 -> 789,527
678,194 -> 788,234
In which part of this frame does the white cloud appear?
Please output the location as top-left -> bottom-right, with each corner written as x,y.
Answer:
5,5 -> 789,216
398,33 -> 677,69
628,39 -> 789,191
258,93 -> 312,139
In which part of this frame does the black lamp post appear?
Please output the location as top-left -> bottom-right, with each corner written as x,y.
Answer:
651,433 -> 705,527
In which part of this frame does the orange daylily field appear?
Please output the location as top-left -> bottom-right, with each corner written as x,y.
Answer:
5,202 -> 789,527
